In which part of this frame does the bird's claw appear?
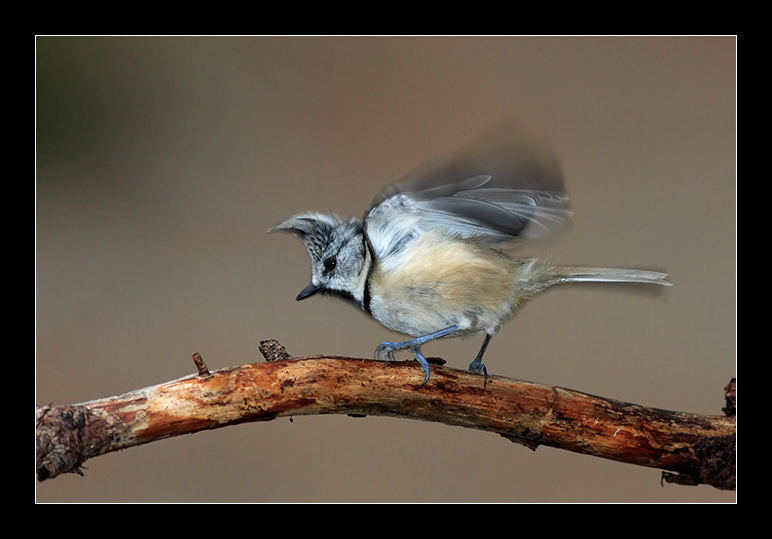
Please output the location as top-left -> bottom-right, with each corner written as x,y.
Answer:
374,341 -> 405,361
468,360 -> 488,389
374,341 -> 430,388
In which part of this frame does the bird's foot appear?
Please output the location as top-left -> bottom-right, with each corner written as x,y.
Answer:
374,339 -> 413,361
468,359 -> 488,389
374,341 -> 431,388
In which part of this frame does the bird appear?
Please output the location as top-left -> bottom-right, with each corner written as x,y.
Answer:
269,131 -> 670,388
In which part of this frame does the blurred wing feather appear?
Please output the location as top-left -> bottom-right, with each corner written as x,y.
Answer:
365,131 -> 572,260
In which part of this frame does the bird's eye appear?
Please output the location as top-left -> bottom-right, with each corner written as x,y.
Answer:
323,256 -> 337,273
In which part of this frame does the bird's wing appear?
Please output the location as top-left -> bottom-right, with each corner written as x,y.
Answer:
364,133 -> 572,260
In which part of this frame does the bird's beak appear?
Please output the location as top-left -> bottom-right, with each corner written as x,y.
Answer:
296,283 -> 321,301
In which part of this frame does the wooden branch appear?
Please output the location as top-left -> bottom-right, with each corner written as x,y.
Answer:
36,341 -> 736,490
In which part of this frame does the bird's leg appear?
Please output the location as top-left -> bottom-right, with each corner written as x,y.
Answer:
374,325 -> 460,361
374,325 -> 460,388
468,333 -> 492,388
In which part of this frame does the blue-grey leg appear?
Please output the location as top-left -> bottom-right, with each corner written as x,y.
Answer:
374,325 -> 460,387
468,333 -> 492,388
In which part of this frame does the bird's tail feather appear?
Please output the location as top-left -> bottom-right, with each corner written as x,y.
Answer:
551,266 -> 671,286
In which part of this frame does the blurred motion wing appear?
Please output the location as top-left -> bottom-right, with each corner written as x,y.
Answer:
365,129 -> 572,260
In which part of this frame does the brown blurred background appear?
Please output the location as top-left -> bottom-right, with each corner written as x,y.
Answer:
35,36 -> 736,502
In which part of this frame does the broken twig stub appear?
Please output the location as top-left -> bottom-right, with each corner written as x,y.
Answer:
258,339 -> 291,362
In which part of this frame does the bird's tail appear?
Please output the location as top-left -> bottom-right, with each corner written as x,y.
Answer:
550,266 -> 671,286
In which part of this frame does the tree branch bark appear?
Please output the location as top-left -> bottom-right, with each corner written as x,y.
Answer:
36,340 -> 736,490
